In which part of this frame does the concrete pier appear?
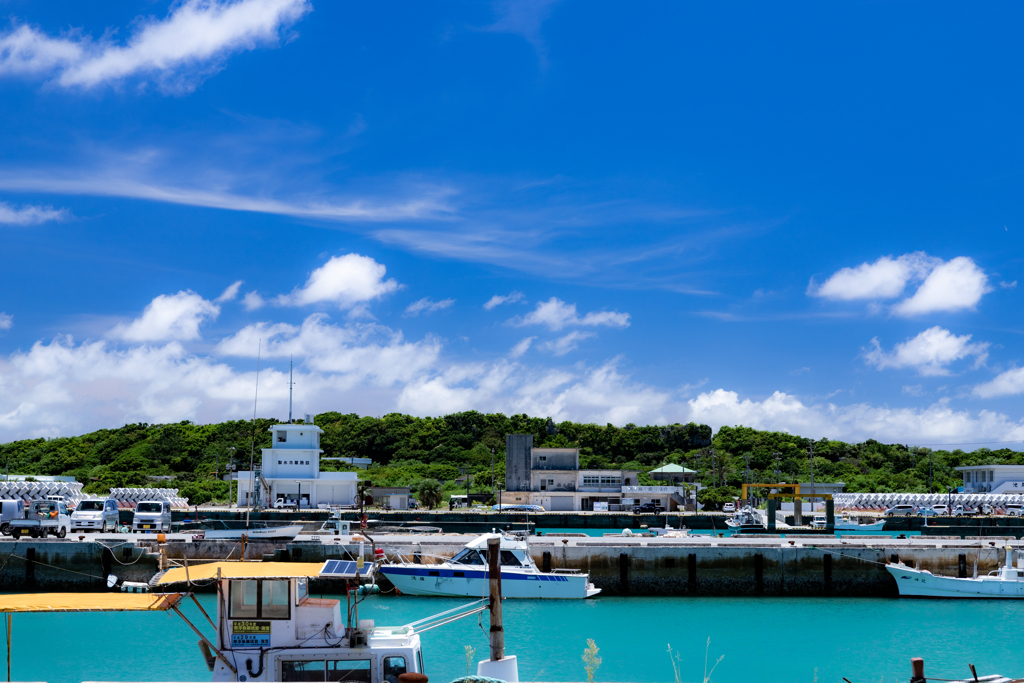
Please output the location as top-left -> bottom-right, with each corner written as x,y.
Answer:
1,533 -> 1020,596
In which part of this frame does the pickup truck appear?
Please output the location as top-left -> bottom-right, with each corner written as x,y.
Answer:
274,497 -> 298,511
633,502 -> 665,514
10,500 -> 70,539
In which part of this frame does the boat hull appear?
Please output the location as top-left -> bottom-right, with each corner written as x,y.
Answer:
887,564 -> 1024,598
202,524 -> 303,541
381,565 -> 600,599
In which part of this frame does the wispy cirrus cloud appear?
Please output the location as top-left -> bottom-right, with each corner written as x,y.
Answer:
405,298 -> 454,317
0,201 -> 68,225
0,0 -> 311,92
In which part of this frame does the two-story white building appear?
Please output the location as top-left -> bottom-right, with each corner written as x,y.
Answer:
956,465 -> 1024,494
235,423 -> 358,509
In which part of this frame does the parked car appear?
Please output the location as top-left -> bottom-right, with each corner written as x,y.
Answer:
1004,504 -> 1024,517
931,504 -> 949,515
981,503 -> 994,515
722,502 -> 736,513
951,505 -> 978,517
71,498 -> 120,533
884,504 -> 916,517
917,505 -> 940,516
132,500 -> 172,532
633,502 -> 665,514
10,500 -> 70,539
0,500 -> 24,536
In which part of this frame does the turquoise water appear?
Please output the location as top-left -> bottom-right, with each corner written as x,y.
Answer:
7,592 -> 1022,682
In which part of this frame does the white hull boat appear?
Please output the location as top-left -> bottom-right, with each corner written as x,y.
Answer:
811,514 -> 886,531
888,550 -> 1024,599
201,524 -> 303,541
380,532 -> 602,599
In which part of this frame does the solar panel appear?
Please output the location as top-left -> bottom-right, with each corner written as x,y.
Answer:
319,560 -> 373,578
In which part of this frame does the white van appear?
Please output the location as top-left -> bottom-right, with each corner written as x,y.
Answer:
132,500 -> 172,532
71,498 -> 120,533
0,500 -> 25,536
884,504 -> 916,517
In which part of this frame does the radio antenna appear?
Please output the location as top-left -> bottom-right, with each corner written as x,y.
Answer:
288,356 -> 293,423
245,339 -> 262,533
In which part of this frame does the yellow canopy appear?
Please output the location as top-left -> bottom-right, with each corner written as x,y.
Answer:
154,561 -> 326,585
0,592 -> 183,613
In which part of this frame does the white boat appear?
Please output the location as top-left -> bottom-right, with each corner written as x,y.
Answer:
200,523 -> 303,541
887,548 -> 1024,599
725,506 -> 765,532
810,513 -> 886,531
380,532 -> 602,598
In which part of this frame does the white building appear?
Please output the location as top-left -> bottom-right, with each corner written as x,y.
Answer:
235,423 -> 358,509
956,465 -> 1024,494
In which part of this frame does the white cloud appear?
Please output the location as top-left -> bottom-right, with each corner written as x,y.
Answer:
216,280 -> 243,303
974,368 -> 1024,399
540,331 -> 594,356
110,291 -> 220,342
242,291 -> 265,311
509,337 -> 535,359
275,254 -> 400,309
404,298 -> 454,317
863,326 -> 990,376
0,313 -> 11,330
685,389 -> 1024,445
892,257 -> 992,316
0,0 -> 310,92
216,314 -> 441,385
903,385 -> 924,397
0,202 -> 68,225
484,291 -> 525,310
809,252 -> 938,301
513,297 -> 630,331
1001,281 -> 1017,289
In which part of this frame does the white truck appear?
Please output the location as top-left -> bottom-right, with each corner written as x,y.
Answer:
0,500 -> 25,536
10,500 -> 70,539
132,500 -> 172,533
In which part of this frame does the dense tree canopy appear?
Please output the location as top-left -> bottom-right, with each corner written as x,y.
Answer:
0,412 -> 1016,504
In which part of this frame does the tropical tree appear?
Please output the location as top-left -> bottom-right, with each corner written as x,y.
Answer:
415,478 -> 443,509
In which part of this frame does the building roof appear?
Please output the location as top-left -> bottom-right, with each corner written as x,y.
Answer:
267,423 -> 324,434
955,465 -> 1024,471
650,463 -> 695,474
369,487 -> 410,495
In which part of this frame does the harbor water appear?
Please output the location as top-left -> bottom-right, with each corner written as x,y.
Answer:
8,592 -> 1022,682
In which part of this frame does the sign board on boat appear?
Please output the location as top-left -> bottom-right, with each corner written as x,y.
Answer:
232,620 -> 271,647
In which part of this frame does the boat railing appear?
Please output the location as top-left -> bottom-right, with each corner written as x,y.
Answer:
403,598 -> 488,634
549,568 -> 582,573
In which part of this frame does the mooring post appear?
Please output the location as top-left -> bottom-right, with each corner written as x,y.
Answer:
486,536 -> 504,662
767,498 -> 776,532
687,553 -> 697,593
825,499 -> 835,534
958,554 -> 967,578
910,657 -> 925,683
754,553 -> 764,594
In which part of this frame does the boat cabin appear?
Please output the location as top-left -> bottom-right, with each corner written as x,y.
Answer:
152,561 -> 425,682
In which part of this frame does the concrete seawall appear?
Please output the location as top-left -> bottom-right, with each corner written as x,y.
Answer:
1,534 -> 1019,596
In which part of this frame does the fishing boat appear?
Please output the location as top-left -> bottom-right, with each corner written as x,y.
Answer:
725,505 -> 766,533
379,531 -> 602,598
198,520 -> 303,541
810,512 -> 885,531
886,547 -> 1024,599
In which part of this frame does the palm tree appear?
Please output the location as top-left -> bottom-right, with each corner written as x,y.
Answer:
415,478 -> 443,509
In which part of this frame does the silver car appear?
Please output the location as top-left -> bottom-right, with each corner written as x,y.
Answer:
884,504 -> 916,517
71,498 -> 120,533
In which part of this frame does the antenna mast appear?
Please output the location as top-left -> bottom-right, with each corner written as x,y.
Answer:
245,340 -> 262,532
288,356 -> 293,423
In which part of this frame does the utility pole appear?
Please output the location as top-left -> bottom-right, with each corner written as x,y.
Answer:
929,451 -> 933,494
808,441 -> 816,513
773,452 -> 781,484
491,447 -> 496,503
288,356 -> 294,423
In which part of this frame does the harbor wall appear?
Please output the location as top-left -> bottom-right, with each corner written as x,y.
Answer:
0,540 -> 158,590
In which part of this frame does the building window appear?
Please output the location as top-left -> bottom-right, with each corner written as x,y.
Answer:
278,461 -> 282,465
624,477 -> 631,486
277,431 -> 287,442
548,479 -> 554,485
539,456 -> 546,461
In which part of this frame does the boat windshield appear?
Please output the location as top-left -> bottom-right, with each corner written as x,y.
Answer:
77,501 -> 104,511
451,550 -> 485,565
137,503 -> 163,513
500,550 -> 523,566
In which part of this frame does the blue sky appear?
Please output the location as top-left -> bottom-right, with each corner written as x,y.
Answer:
0,0 -> 1022,446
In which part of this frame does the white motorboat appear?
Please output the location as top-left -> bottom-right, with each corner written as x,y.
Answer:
380,532 -> 602,598
887,547 -> 1024,599
725,506 -> 765,532
200,522 -> 303,541
810,512 -> 886,531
